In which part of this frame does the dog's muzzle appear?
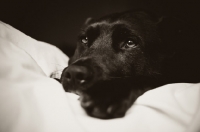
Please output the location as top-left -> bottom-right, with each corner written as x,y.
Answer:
61,58 -> 101,93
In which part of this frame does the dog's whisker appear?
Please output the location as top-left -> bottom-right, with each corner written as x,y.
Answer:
108,76 -> 132,79
53,69 -> 65,72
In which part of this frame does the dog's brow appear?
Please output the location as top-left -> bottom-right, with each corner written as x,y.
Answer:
112,24 -> 133,37
111,23 -> 139,51
90,21 -> 126,27
85,26 -> 100,46
90,21 -> 109,27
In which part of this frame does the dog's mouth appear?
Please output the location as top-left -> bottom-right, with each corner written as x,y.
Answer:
61,64 -> 132,92
61,68 -> 143,97
60,60 -> 156,119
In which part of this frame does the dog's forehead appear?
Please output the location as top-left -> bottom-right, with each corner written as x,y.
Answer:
83,20 -> 145,42
88,12 -> 150,28
89,20 -> 132,29
83,11 -> 158,37
85,20 -> 140,35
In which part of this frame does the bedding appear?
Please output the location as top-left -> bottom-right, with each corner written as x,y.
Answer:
0,21 -> 199,132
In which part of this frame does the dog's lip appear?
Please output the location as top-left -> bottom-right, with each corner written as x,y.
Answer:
61,76 -> 90,92
75,90 -> 82,95
68,89 -> 82,95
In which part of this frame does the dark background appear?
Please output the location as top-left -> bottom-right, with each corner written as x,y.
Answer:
0,0 -> 199,56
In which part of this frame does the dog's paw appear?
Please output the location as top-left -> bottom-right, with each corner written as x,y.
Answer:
79,91 -> 136,119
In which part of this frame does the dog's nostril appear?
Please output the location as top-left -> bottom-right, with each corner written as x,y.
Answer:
66,72 -> 71,79
76,73 -> 87,84
80,80 -> 86,84
64,65 -> 93,85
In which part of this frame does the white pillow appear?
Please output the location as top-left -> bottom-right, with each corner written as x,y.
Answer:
0,21 -> 69,77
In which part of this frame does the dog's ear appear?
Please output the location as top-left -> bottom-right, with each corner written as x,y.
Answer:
157,16 -> 187,45
156,16 -> 197,58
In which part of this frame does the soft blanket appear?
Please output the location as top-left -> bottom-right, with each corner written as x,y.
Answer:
0,21 -> 199,132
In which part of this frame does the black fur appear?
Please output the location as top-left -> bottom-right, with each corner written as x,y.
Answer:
60,10 -> 200,119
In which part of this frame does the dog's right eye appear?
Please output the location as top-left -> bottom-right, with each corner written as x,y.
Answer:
121,38 -> 138,49
81,36 -> 88,46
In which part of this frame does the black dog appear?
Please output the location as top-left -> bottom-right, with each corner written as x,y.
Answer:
60,10 -> 200,119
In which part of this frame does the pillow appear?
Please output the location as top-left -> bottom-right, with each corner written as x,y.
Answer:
0,21 -> 200,132
0,21 -> 82,132
0,21 -> 69,77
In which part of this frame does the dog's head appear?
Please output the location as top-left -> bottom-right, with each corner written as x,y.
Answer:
60,10 -> 198,118
61,10 -> 168,93
60,10 -> 199,119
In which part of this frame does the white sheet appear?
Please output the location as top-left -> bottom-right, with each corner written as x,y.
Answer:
0,21 -> 200,132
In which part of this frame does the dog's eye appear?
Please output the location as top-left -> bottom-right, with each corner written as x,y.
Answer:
124,39 -> 138,48
81,36 -> 88,45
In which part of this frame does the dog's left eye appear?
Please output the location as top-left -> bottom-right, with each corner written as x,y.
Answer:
81,36 -> 88,45
124,39 -> 138,48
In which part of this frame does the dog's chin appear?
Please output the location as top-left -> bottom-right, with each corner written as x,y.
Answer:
61,82 -> 81,95
61,77 -> 141,119
79,83 -> 138,119
61,78 -> 94,94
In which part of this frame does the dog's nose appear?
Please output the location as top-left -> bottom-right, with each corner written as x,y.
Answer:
63,65 -> 92,86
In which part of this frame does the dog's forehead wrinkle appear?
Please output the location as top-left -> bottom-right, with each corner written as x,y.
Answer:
90,23 -> 135,51
90,20 -> 121,27
90,21 -> 108,27
91,20 -> 145,46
